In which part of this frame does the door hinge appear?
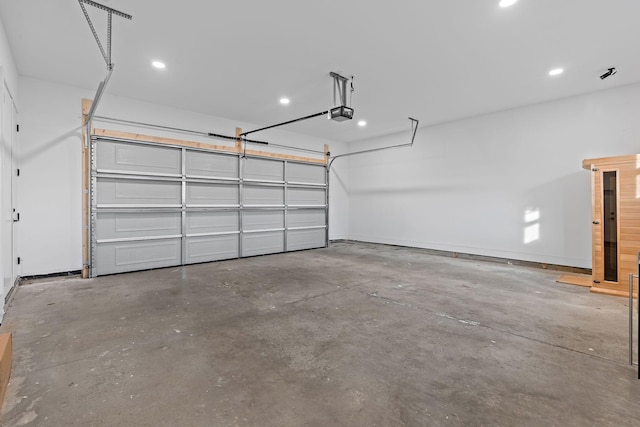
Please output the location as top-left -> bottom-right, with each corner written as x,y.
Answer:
17,257 -> 21,265
592,168 -> 599,172
593,280 -> 600,284
592,220 -> 600,225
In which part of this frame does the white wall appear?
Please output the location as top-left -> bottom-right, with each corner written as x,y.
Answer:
0,15 -> 17,97
347,84 -> 640,268
23,76 -> 638,275
18,76 -> 348,276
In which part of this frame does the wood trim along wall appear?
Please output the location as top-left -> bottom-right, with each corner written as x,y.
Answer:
81,99 -> 91,279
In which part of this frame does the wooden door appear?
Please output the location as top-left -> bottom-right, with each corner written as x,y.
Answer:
592,167 -> 620,287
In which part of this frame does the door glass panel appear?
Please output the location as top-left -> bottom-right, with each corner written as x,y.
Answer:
603,171 -> 617,282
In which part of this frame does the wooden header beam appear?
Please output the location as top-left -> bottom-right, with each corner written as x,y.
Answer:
92,128 -> 328,165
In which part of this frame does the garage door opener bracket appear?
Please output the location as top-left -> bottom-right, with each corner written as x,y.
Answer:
78,0 -> 132,129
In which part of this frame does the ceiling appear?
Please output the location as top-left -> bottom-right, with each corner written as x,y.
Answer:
1,0 -> 639,143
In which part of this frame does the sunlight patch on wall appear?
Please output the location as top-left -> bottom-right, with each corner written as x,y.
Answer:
524,208 -> 540,244
524,209 -> 540,223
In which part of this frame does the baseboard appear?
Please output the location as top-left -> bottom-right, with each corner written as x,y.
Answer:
333,240 -> 592,275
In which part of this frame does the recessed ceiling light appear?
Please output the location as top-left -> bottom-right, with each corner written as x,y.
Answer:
358,120 -> 367,127
499,0 -> 518,8
548,68 -> 564,76
279,97 -> 290,105
152,61 -> 166,69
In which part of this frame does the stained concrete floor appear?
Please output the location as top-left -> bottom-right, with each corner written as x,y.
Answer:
1,241 -> 639,426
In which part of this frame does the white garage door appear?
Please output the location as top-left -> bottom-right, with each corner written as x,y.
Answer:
90,136 -> 327,276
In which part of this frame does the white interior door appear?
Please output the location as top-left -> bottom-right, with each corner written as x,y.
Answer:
1,78 -> 18,317
10,93 -> 19,290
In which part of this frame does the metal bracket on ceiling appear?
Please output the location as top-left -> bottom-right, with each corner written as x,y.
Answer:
330,72 -> 350,107
78,0 -> 132,127
78,0 -> 132,68
327,117 -> 420,171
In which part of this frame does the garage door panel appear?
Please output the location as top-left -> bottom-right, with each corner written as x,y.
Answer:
186,151 -> 238,179
243,185 -> 284,205
244,158 -> 284,181
185,235 -> 239,264
96,238 -> 182,275
242,210 -> 284,231
288,188 -> 326,205
186,211 -> 239,234
96,212 -> 181,240
186,183 -> 239,205
287,229 -> 326,251
92,138 -> 327,277
287,163 -> 325,184
96,141 -> 181,175
97,179 -> 181,205
242,231 -> 284,257
288,209 -> 326,228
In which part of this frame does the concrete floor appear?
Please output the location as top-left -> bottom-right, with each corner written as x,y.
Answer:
1,241 -> 639,426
